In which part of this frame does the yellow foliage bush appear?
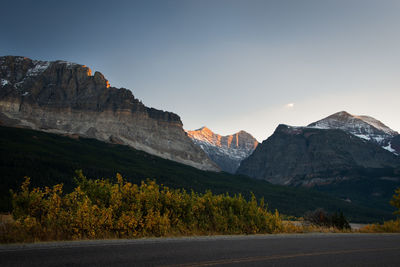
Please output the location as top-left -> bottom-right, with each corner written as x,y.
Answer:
360,187 -> 400,233
1,171 -> 283,243
359,220 -> 400,233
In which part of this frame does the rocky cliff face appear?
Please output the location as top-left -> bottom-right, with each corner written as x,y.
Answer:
0,56 -> 219,171
390,135 -> 400,155
237,124 -> 400,186
308,111 -> 399,155
186,127 -> 258,173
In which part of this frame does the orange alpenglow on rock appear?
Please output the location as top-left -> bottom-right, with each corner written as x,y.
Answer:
82,65 -> 92,76
186,127 -> 259,173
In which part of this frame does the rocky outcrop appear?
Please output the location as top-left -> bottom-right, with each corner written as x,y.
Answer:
186,127 -> 258,173
237,124 -> 400,186
390,135 -> 400,155
0,56 -> 219,171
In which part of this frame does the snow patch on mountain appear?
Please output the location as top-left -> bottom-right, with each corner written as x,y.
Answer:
26,60 -> 51,77
353,134 -> 371,141
383,142 -> 398,155
1,79 -> 9,86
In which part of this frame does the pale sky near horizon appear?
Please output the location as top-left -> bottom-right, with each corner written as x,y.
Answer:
1,0 -> 399,141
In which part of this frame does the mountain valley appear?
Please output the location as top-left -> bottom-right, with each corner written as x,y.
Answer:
0,125 -> 393,222
1,56 -> 399,223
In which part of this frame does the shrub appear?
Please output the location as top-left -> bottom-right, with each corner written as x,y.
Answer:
303,208 -> 350,230
360,220 -> 400,233
359,188 -> 400,233
1,172 -> 283,243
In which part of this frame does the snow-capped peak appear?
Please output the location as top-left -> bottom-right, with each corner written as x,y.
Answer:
308,111 -> 397,137
186,127 -> 259,173
307,111 -> 399,155
354,115 -> 398,136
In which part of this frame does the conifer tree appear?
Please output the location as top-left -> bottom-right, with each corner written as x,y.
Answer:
390,187 -> 400,215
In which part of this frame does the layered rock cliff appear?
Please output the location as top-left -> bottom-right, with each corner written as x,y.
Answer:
0,56 -> 219,171
186,127 -> 258,173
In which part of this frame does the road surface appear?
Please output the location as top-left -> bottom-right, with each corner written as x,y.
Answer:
1,233 -> 400,266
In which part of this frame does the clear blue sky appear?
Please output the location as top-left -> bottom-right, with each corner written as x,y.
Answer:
2,0 -> 399,141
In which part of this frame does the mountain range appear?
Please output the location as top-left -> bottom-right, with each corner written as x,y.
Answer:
237,123 -> 400,186
237,111 -> 400,213
1,55 -> 400,222
0,56 -> 218,171
186,127 -> 258,173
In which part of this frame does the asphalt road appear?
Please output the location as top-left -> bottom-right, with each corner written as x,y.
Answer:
1,233 -> 400,267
